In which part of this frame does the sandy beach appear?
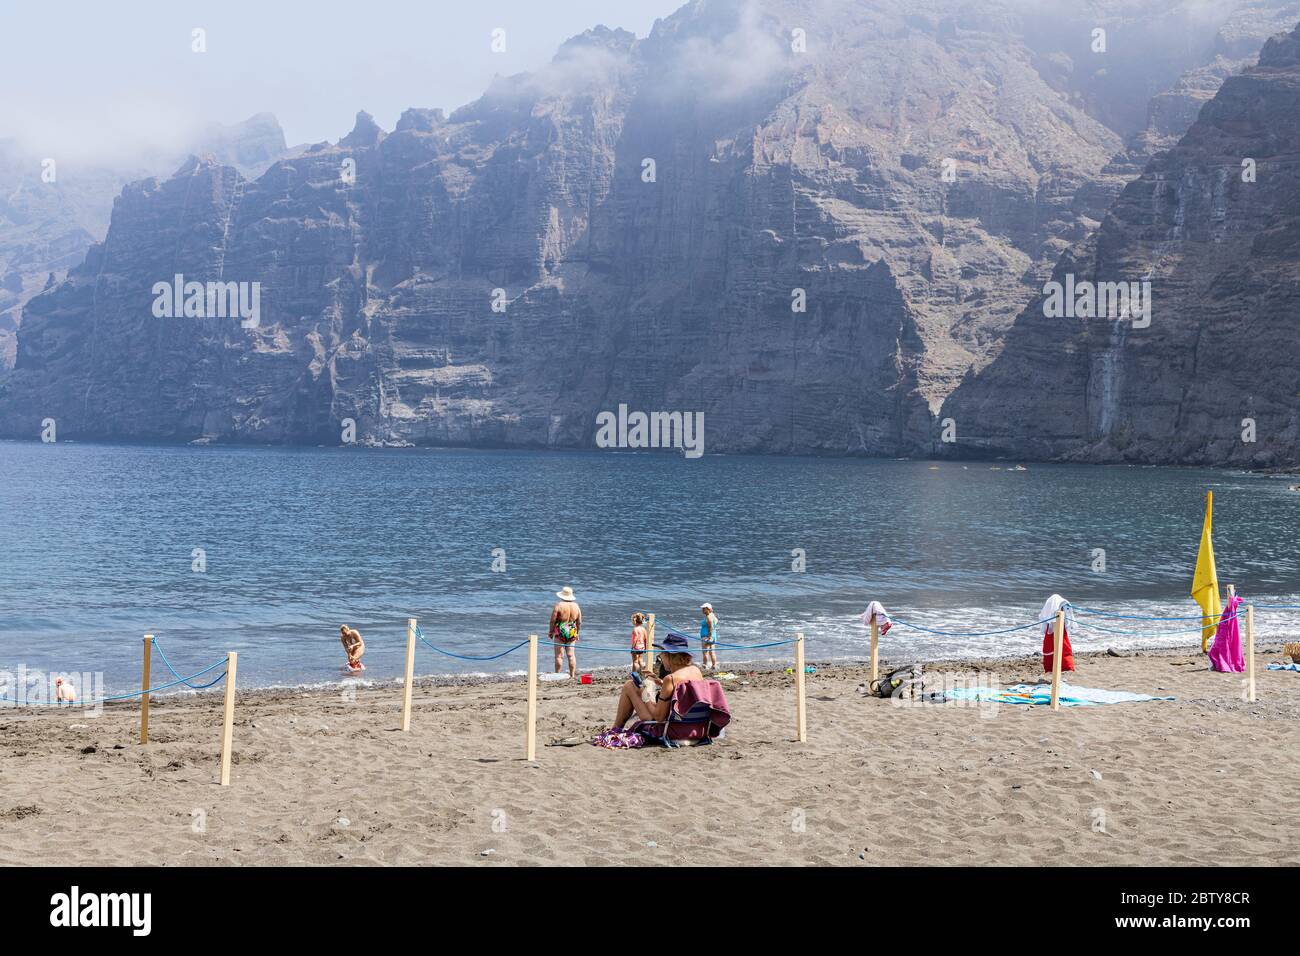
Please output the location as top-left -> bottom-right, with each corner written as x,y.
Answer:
2,645 -> 1298,867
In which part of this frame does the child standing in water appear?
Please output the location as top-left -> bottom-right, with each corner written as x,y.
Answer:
340,625 -> 366,671
630,613 -> 648,672
700,603 -> 719,671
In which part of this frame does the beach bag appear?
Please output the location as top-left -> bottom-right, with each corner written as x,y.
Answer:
592,728 -> 645,749
870,666 -> 922,699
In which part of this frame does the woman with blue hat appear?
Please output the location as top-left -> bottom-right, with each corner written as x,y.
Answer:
608,631 -> 703,730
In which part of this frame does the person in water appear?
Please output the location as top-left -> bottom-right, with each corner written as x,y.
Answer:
339,625 -> 365,670
630,612 -> 648,672
549,586 -> 582,678
700,603 -> 719,670
611,632 -> 702,728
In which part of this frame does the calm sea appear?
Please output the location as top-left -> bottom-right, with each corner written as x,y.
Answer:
2,440 -> 1298,694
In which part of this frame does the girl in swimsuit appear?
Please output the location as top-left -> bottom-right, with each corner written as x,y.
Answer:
630,613 -> 648,672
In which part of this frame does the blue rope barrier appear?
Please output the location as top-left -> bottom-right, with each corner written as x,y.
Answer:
0,657 -> 229,707
1253,604 -> 1300,609
1072,606 -> 1229,621
1071,610 -> 1245,637
712,638 -> 799,650
539,637 -> 799,652
653,617 -> 798,650
414,624 -> 529,662
151,637 -> 230,689
888,616 -> 1059,637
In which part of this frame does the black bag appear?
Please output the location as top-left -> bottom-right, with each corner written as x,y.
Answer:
870,665 -> 922,698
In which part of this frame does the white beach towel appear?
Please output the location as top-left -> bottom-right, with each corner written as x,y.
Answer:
1038,594 -> 1075,631
861,600 -> 891,628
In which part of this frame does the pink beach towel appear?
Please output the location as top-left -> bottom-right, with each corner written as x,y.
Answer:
1208,594 -> 1245,673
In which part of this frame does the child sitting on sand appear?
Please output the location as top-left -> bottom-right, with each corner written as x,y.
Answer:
630,613 -> 648,672
339,625 -> 365,671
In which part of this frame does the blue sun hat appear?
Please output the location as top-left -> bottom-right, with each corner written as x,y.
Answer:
653,631 -> 692,653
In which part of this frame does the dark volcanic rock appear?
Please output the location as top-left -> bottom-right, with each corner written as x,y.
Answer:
940,21 -> 1300,466
0,0 -> 1294,456
0,114 -> 292,370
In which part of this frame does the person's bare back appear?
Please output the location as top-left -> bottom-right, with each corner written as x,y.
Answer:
551,600 -> 581,627
549,587 -> 582,677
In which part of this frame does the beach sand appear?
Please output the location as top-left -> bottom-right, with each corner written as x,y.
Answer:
2,646 -> 1298,866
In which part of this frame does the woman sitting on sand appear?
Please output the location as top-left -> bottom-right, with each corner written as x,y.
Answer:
610,632 -> 702,728
339,625 -> 365,671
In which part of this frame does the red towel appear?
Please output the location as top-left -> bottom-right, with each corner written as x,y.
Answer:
1042,625 -> 1075,672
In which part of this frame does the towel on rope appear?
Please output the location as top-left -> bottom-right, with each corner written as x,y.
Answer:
944,682 -> 1174,707
1039,594 -> 1075,673
861,600 -> 892,635
1208,594 -> 1245,673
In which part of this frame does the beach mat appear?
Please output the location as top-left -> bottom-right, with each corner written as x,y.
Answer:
1267,662 -> 1300,672
944,682 -> 1174,707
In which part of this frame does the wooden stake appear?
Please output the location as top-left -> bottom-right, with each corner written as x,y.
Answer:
140,635 -> 153,745
526,633 -> 538,761
646,613 -> 656,671
870,617 -> 879,684
795,632 -> 807,743
1050,610 -> 1064,712
401,617 -> 417,732
1246,604 -> 1256,703
219,651 -> 237,786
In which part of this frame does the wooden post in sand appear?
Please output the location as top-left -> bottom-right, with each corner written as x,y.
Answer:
140,635 -> 153,745
1049,610 -> 1065,712
219,651 -> 238,786
1246,604 -> 1256,703
795,632 -> 807,743
870,617 -> 880,684
526,633 -> 539,761
401,618 -> 417,732
646,614 -> 656,671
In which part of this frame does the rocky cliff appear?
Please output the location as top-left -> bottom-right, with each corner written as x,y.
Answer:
1,0 -> 1294,459
0,114 -> 290,369
941,20 -> 1300,466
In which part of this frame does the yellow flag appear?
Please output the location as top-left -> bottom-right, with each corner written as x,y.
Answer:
1190,490 -> 1220,653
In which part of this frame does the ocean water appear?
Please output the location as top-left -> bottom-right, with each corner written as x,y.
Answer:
2,440 -> 1298,695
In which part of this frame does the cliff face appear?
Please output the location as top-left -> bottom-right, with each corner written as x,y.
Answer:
940,21 -> 1300,466
0,0 -> 1294,459
0,114 -> 289,370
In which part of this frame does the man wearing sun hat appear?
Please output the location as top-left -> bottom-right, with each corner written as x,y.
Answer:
549,586 -> 583,678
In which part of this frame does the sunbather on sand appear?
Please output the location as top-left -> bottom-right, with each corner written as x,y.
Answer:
611,632 -> 702,728
339,625 -> 365,671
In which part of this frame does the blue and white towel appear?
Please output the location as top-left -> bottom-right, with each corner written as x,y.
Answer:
945,682 -> 1173,707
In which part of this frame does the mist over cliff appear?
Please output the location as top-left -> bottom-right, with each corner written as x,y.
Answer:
1,0 -> 1297,464
941,19 -> 1300,466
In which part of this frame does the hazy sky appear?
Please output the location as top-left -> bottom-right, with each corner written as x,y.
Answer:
1,0 -> 686,162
